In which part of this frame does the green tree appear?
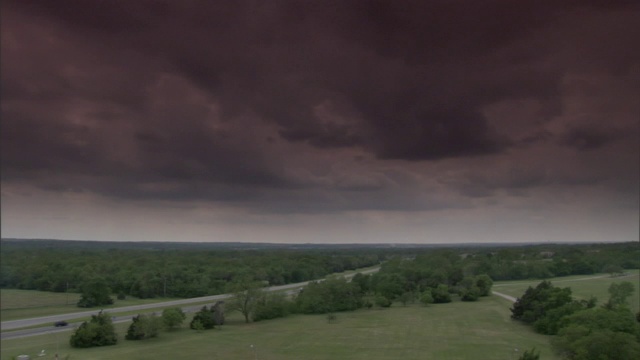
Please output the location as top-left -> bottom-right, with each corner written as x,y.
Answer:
398,291 -> 415,306
511,281 -> 572,324
602,264 -> 624,277
518,347 -> 540,360
77,278 -> 113,308
375,294 -> 392,308
253,293 -> 292,321
229,281 -> 265,323
605,281 -> 634,309
190,306 -> 216,330
125,314 -> 161,340
420,290 -> 434,306
351,273 -> 371,293
533,298 -> 595,335
432,284 -> 451,303
162,307 -> 186,330
69,311 -> 117,348
191,319 -> 204,332
474,274 -> 493,296
552,307 -> 640,359
295,277 -> 362,314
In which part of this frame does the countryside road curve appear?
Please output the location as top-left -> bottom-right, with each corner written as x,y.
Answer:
1,266 -> 380,338
491,290 -> 517,303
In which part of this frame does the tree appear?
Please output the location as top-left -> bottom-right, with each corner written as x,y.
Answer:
162,307 -> 186,330
398,291 -> 416,306
602,264 -> 624,277
77,278 -> 113,308
518,348 -> 540,360
457,277 -> 481,301
190,306 -> 216,330
474,274 -> 493,296
351,273 -> 371,293
511,281 -> 572,324
375,294 -> 392,308
460,286 -> 480,302
229,281 -> 265,323
295,277 -> 362,314
125,314 -> 161,340
69,311 -> 117,348
431,284 -> 451,303
420,290 -> 434,306
552,307 -> 640,359
191,319 -> 204,332
604,281 -> 634,309
253,293 -> 292,321
532,299 -> 592,335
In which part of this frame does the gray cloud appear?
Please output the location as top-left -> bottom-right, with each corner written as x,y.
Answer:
1,0 -> 638,222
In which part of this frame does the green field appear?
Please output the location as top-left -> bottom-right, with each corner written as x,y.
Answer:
493,270 -> 640,312
3,271 -> 638,360
1,296 -> 556,360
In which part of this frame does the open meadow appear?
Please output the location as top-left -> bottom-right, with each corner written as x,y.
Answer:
493,270 -> 640,312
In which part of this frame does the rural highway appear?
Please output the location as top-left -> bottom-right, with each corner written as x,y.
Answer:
1,267 -> 380,340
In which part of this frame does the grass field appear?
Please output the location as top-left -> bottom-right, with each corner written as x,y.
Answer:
493,270 -> 640,312
1,296 -> 557,360
2,271 -> 637,360
0,290 -> 181,322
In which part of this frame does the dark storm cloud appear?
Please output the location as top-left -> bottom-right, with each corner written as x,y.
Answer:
559,126 -> 624,151
1,0 -> 639,210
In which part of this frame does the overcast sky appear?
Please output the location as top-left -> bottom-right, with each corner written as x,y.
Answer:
1,0 -> 638,244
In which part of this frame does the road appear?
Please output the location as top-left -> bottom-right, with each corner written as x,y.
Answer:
1,266 -> 380,340
491,290 -> 517,303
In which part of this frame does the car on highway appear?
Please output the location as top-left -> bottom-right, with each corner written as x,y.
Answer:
54,321 -> 68,327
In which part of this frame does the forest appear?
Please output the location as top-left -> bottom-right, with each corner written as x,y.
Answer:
1,239 -> 637,303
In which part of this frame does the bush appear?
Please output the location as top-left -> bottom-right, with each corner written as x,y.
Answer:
375,295 -> 392,308
420,291 -> 434,305
190,306 -> 216,330
69,311 -> 117,348
76,278 -> 114,308
162,307 -> 186,330
253,293 -> 292,321
460,286 -> 480,302
511,281 -> 572,324
432,284 -> 451,303
125,314 -> 161,340
295,278 -> 362,314
518,347 -> 540,360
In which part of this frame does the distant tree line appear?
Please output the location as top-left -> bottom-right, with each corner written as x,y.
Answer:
0,241 -> 637,309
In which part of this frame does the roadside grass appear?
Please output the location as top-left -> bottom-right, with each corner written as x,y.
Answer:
493,269 -> 640,312
1,297 -> 558,360
0,289 -> 181,322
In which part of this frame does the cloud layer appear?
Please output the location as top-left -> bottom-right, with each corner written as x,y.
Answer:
1,0 -> 638,243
